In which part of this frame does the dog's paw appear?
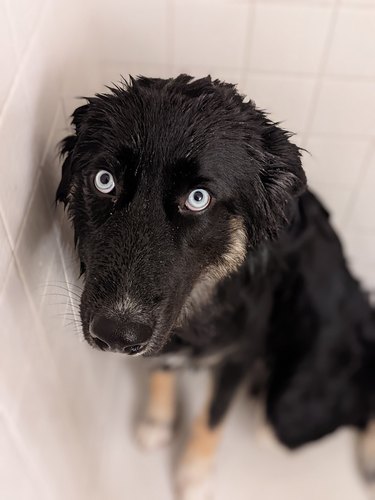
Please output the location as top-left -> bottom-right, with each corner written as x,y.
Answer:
136,418 -> 173,450
176,480 -> 213,500
176,458 -> 214,500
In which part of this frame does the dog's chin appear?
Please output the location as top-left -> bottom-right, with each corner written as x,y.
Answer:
140,328 -> 175,358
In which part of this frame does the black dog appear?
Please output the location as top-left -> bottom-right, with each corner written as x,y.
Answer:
57,75 -> 375,499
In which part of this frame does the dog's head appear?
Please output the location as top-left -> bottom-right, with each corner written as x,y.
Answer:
57,75 -> 306,356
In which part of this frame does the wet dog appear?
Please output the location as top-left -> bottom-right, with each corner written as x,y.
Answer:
57,75 -> 375,499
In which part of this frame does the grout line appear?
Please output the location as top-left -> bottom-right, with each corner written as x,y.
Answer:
304,131 -> 375,140
256,0 -> 375,8
101,58 -> 375,83
0,202 -> 15,298
245,70 -> 375,83
166,0 -> 175,68
239,0 -> 256,87
301,0 -> 341,148
0,197 -> 14,253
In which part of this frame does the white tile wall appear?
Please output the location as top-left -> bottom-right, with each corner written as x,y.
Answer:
326,7 -> 375,77
0,1 -> 19,111
303,136 -> 369,186
1,0 -> 375,498
173,0 -> 249,69
248,3 -> 334,74
5,0 -> 45,58
310,80 -> 375,136
243,74 -> 315,135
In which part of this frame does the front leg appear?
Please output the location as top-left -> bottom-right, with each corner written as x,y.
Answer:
177,362 -> 245,500
137,369 -> 177,450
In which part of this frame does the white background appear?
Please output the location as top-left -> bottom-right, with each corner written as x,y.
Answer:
0,0 -> 375,499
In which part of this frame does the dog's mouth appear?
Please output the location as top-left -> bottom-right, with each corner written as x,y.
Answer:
124,343 -> 148,356
90,334 -> 149,356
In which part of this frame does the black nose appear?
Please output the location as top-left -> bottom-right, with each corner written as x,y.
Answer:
90,315 -> 152,355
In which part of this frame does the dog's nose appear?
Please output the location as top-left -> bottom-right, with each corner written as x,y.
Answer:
90,315 -> 152,355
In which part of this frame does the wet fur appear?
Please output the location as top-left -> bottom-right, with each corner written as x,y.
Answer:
57,75 -> 375,478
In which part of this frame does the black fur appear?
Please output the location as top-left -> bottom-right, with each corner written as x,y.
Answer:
57,75 -> 375,449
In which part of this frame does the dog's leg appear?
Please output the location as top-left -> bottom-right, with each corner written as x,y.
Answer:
177,363 -> 245,500
358,420 -> 375,498
137,369 -> 177,450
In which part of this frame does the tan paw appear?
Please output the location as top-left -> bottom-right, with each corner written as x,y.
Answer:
136,418 -> 173,450
176,458 -> 214,500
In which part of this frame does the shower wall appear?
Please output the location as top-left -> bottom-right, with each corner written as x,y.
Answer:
1,1 -> 374,499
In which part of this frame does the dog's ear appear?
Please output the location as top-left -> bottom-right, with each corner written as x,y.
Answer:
242,116 -> 307,243
56,103 -> 90,205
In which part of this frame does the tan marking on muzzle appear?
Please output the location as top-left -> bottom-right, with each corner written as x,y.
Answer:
177,216 -> 248,325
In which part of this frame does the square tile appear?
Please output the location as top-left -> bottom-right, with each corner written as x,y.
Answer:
326,7 -> 375,77
174,0 -> 249,69
310,80 -> 375,135
243,75 -> 315,135
89,0 -> 169,66
302,136 -> 369,186
249,3 -> 333,74
0,78 -> 39,246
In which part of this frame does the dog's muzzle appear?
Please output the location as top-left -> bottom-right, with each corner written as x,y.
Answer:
89,315 -> 152,355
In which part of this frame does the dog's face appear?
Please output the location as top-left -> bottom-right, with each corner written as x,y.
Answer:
57,75 -> 305,356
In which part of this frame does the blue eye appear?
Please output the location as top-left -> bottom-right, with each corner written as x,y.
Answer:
94,170 -> 115,194
185,189 -> 211,212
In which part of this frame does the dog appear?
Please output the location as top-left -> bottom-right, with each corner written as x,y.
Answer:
57,75 -> 375,499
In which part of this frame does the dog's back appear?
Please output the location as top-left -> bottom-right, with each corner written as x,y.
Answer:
263,191 -> 375,448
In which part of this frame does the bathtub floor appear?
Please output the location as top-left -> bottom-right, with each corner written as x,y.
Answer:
86,360 -> 369,500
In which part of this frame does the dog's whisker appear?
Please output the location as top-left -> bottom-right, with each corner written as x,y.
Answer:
44,280 -> 83,291
43,291 -> 80,301
44,284 -> 82,299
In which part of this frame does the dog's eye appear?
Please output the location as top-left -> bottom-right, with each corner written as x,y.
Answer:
185,189 -> 211,212
94,170 -> 116,194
